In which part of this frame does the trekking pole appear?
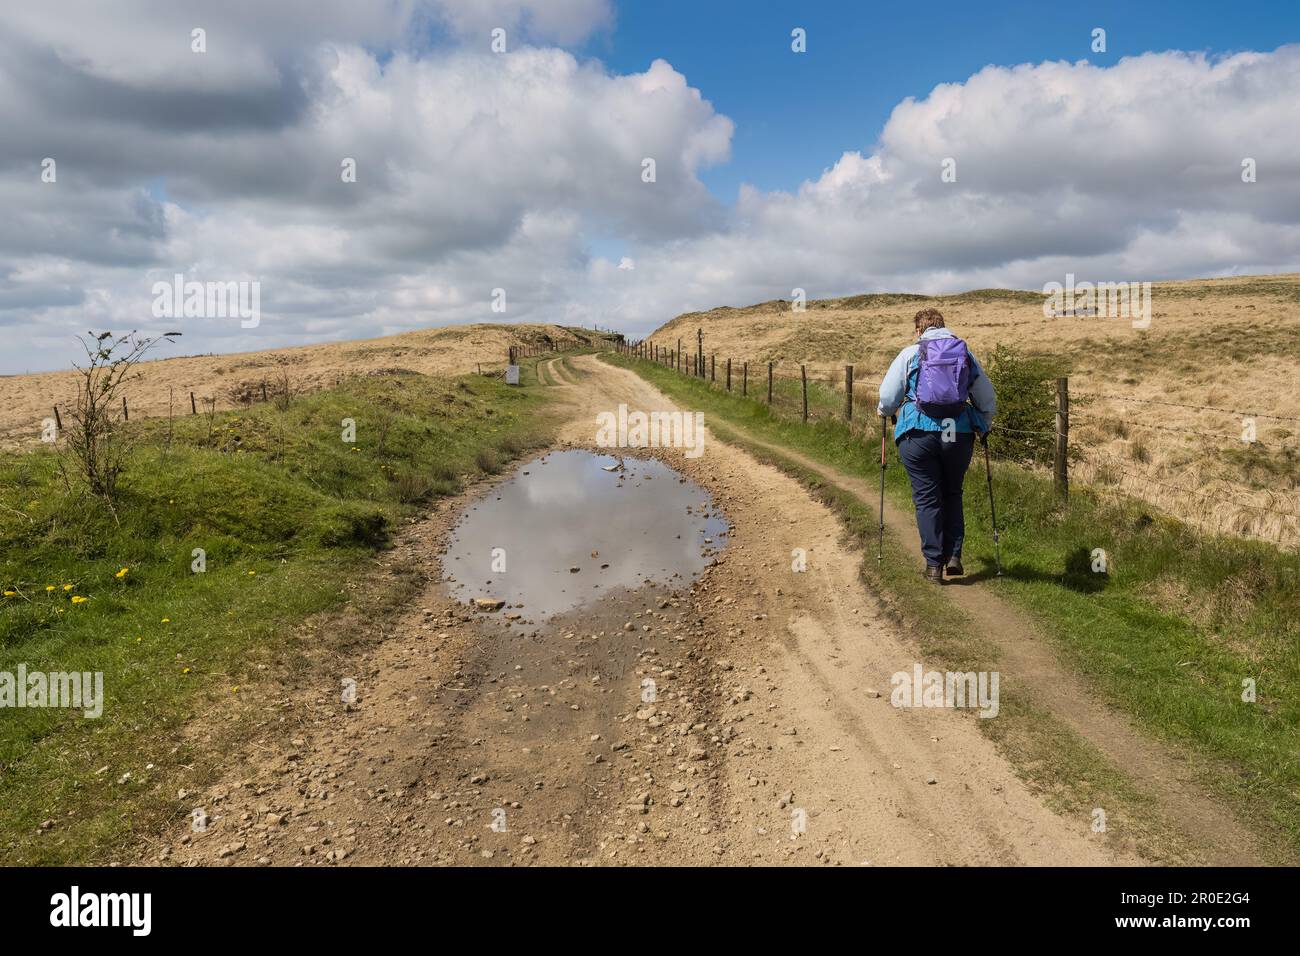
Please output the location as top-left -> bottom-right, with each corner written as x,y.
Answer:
878,415 -> 887,565
980,431 -> 1002,576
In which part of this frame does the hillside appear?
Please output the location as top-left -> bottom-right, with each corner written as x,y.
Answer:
648,274 -> 1300,545
0,323 -> 608,450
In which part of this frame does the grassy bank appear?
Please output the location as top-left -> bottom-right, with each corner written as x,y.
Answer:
607,351 -> 1300,861
0,360 -> 561,863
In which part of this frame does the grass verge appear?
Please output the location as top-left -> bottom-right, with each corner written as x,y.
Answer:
0,358 -> 562,863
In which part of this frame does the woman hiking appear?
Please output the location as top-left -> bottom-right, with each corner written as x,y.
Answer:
877,308 -> 996,583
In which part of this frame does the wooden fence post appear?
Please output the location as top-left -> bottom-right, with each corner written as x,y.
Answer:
190,391 -> 197,414
711,353 -> 716,382
122,396 -> 129,421
53,405 -> 62,430
743,362 -> 748,396
767,362 -> 773,405
845,365 -> 854,421
801,365 -> 808,422
726,358 -> 732,391
1055,377 -> 1069,501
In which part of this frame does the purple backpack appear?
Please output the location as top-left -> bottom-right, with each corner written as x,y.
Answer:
913,337 -> 971,419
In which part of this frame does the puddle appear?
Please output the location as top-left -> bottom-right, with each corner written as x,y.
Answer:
440,449 -> 729,620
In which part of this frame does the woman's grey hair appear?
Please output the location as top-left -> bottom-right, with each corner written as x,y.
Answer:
913,308 -> 945,332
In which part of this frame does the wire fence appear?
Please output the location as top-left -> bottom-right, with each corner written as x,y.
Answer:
615,337 -> 1300,546
1076,392 -> 1300,424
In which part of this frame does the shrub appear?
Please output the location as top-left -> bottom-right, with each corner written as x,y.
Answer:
60,330 -> 179,499
982,343 -> 1066,466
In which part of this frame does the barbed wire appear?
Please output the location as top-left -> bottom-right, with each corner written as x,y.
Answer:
992,423 -> 1057,438
1074,415 -> 1299,451
1075,392 -> 1300,424
1075,416 -> 1212,439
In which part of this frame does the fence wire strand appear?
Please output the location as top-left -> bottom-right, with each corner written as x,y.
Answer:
620,344 -> 1300,534
1076,392 -> 1300,424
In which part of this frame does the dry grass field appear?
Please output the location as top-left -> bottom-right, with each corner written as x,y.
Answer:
0,323 -> 602,451
651,274 -> 1300,547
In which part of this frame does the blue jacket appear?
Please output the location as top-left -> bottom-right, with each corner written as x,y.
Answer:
876,328 -> 996,442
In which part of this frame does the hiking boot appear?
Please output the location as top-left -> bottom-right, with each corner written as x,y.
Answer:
923,565 -> 944,584
945,557 -> 964,577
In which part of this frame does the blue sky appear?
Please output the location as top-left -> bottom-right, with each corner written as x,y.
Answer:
4,0 -> 1300,373
586,0 -> 1300,200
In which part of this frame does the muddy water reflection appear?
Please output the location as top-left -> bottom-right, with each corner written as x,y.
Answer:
440,450 -> 728,619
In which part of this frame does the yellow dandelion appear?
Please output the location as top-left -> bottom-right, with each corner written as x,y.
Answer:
3,590 -> 15,597
161,617 -> 171,623
115,567 -> 129,579
45,585 -> 55,592
71,595 -> 87,604
247,570 -> 256,576
231,686 -> 239,693
181,667 -> 190,675
62,584 -> 73,591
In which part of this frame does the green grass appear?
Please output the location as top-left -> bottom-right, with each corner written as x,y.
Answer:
607,350 -> 1300,861
0,359 -> 562,863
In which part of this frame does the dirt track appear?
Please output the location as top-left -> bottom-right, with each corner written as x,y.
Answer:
152,353 -> 1145,866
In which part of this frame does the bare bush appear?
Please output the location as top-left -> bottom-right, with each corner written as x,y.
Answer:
271,368 -> 299,411
60,330 -> 179,499
201,396 -> 218,444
